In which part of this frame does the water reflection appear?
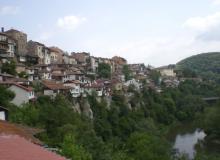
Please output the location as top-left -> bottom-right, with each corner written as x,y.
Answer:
173,129 -> 206,159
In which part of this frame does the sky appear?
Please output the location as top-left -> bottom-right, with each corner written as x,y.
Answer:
1,0 -> 220,66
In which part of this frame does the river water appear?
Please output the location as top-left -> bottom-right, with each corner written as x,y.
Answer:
173,129 -> 206,159
167,124 -> 206,160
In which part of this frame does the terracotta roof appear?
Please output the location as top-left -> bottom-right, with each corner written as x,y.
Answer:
0,82 -> 33,92
0,135 -> 66,160
42,81 -> 71,90
11,83 -> 33,92
0,120 -> 43,145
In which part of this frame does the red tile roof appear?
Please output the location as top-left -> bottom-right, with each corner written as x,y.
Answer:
0,120 -> 42,145
0,82 -> 33,92
0,135 -> 66,160
42,81 -> 71,90
11,83 -> 33,92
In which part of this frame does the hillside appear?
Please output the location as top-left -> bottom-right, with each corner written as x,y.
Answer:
176,52 -> 220,81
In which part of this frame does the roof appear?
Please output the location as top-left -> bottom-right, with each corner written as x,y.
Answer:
84,83 -> 104,89
42,81 -> 71,90
10,83 -> 33,92
0,135 -> 66,160
0,106 -> 9,111
0,120 -> 43,145
0,73 -> 14,78
5,29 -> 27,35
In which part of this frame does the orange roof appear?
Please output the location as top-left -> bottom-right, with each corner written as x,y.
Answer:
0,135 -> 66,160
0,120 -> 43,145
42,81 -> 71,90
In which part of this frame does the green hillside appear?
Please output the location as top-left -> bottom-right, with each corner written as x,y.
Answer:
176,52 -> 220,81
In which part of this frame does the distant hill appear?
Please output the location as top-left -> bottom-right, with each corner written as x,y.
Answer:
176,52 -> 220,81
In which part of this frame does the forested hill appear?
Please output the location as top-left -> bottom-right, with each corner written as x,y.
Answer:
176,52 -> 220,81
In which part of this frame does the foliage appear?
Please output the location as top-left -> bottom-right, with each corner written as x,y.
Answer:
149,70 -> 161,85
126,132 -> 171,160
1,60 -> 16,75
203,103 -> 220,139
177,52 -> 220,82
0,85 -> 15,106
3,78 -> 220,160
97,63 -> 111,78
18,71 -> 28,78
60,134 -> 92,160
122,65 -> 132,81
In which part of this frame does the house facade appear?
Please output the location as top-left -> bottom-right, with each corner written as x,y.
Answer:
8,84 -> 35,106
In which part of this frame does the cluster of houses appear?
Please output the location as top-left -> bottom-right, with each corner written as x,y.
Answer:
0,28 -> 180,106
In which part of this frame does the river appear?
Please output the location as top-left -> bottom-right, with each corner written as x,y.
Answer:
167,124 -> 206,160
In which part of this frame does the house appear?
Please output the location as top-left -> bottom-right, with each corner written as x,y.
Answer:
42,81 -> 71,97
83,82 -> 104,97
0,73 -> 14,81
49,46 -> 64,64
5,28 -> 28,63
64,80 -> 82,97
0,106 -> 8,121
26,67 -> 35,81
16,63 -> 26,73
8,83 -> 35,106
112,56 -> 127,73
44,47 -> 51,65
39,69 -> 51,80
156,65 -> 176,77
90,56 -> 99,72
123,78 -> 142,90
27,40 -> 51,65
111,79 -> 123,91
71,52 -> 90,65
0,31 -> 16,63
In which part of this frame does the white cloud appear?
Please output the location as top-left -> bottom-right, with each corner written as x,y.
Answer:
57,15 -> 86,31
183,12 -> 220,32
212,0 -> 220,5
0,6 -> 20,15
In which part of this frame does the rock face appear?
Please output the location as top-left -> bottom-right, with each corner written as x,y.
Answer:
72,102 -> 81,114
81,99 -> 93,119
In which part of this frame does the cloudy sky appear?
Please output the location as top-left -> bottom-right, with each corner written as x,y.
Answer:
1,0 -> 220,66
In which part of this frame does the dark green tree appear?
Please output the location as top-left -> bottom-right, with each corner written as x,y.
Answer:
122,65 -> 132,81
1,60 -> 16,75
97,63 -> 111,78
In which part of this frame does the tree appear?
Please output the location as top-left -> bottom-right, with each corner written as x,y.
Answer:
149,70 -> 161,85
18,71 -> 28,78
61,134 -> 92,160
204,104 -> 220,139
126,132 -> 171,160
97,63 -> 111,78
0,85 -> 15,106
1,60 -> 16,75
122,65 -> 132,81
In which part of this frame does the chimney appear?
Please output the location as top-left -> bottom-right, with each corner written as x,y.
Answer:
1,27 -> 4,33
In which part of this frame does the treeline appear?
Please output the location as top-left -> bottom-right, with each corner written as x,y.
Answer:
0,79 -> 220,160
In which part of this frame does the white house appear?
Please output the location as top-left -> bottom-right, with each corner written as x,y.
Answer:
123,78 -> 142,90
8,84 -> 35,106
64,80 -> 82,98
84,83 -> 104,97
156,65 -> 176,77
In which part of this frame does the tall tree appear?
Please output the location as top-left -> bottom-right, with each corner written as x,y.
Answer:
98,63 -> 111,78
122,65 -> 132,81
